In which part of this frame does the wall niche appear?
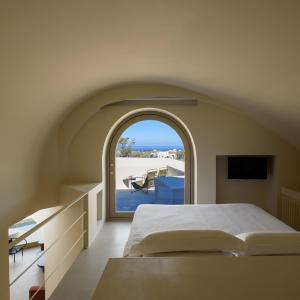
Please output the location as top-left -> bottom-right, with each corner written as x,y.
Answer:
216,155 -> 277,215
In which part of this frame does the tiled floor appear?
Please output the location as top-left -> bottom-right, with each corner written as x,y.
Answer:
50,221 -> 131,300
9,247 -> 44,300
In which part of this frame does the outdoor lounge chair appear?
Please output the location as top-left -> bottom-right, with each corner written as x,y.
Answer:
131,169 -> 158,193
158,167 -> 168,177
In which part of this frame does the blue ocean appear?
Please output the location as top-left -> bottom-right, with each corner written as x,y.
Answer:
132,145 -> 184,151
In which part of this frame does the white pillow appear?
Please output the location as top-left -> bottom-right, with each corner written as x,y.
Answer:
236,232 -> 300,255
133,230 -> 245,256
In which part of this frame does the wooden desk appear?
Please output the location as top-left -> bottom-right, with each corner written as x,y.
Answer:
92,256 -> 300,300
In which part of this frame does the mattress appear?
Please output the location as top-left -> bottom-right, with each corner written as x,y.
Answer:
124,203 -> 295,257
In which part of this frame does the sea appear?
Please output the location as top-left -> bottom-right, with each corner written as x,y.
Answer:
132,145 -> 184,152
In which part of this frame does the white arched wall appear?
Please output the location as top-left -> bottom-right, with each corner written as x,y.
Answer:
60,83 -> 300,217
0,84 -> 299,300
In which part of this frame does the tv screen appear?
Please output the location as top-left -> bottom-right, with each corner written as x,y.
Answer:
228,156 -> 268,179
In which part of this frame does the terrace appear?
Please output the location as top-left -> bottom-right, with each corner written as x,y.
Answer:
115,157 -> 185,212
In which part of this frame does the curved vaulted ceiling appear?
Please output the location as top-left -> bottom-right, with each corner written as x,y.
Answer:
1,0 -> 300,154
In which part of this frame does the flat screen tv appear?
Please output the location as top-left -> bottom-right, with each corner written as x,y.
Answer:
228,156 -> 268,179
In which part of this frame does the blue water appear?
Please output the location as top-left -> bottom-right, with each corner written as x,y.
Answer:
132,145 -> 184,151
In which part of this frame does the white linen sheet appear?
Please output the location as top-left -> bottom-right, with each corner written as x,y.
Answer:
124,203 -> 295,257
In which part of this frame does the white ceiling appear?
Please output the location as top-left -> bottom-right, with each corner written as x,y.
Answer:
1,0 -> 300,148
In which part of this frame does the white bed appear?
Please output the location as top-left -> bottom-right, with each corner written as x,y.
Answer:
124,203 -> 296,257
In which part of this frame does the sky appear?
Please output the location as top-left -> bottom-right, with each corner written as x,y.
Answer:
121,120 -> 183,146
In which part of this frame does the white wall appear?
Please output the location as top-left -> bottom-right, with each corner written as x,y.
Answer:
216,156 -> 276,212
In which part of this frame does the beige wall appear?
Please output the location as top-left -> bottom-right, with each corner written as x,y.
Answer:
60,84 -> 300,214
216,156 -> 276,212
83,184 -> 105,247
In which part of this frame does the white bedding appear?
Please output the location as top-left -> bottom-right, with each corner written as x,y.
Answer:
124,203 -> 295,257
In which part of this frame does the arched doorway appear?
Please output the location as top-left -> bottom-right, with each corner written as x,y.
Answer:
106,111 -> 195,219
